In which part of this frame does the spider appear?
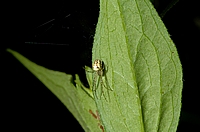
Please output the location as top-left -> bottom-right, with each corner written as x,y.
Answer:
91,59 -> 113,100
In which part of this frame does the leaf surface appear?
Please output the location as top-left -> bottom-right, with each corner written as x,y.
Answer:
91,0 -> 182,132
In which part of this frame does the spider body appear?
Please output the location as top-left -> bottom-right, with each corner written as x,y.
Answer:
91,59 -> 112,100
92,59 -> 104,76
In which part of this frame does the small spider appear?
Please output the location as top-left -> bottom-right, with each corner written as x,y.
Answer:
91,59 -> 113,100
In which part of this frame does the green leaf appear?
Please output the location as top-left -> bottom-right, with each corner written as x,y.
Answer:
7,49 -> 102,132
91,0 -> 182,132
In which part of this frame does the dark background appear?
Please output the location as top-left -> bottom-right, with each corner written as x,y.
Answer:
1,0 -> 200,131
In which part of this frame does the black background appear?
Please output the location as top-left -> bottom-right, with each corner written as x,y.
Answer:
1,0 -> 200,131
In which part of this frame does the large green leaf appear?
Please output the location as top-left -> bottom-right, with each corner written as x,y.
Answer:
7,49 -> 102,132
91,0 -> 182,132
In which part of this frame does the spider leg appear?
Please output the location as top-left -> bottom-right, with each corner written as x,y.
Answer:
103,65 -> 113,91
100,75 -> 108,101
92,72 -> 99,99
84,66 -> 94,73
